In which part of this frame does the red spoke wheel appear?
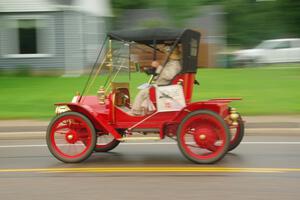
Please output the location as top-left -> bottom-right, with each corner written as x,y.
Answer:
177,110 -> 230,164
46,112 -> 96,163
94,133 -> 120,152
228,115 -> 244,151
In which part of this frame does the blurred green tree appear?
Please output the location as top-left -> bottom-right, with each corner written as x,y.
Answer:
223,0 -> 284,47
111,0 -> 149,9
277,0 -> 300,37
111,0 -> 300,47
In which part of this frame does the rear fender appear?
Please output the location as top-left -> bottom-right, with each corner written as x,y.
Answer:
208,98 -> 242,103
55,103 -> 122,139
174,101 -> 233,122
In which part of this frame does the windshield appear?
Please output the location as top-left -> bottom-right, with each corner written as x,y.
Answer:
80,39 -> 131,96
108,40 -> 130,83
255,40 -> 278,49
82,39 -> 170,97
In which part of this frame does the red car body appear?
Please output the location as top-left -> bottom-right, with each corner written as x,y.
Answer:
47,28 -> 244,164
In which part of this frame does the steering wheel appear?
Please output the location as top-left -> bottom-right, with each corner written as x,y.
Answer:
144,67 -> 157,76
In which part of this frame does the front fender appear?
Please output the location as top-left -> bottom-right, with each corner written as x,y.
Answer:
55,103 -> 122,139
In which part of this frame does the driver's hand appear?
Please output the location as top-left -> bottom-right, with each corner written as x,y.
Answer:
151,61 -> 160,68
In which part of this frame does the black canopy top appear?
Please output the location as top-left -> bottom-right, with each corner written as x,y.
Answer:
108,28 -> 201,73
108,28 -> 192,44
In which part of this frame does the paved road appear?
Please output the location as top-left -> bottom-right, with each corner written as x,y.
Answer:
0,134 -> 300,200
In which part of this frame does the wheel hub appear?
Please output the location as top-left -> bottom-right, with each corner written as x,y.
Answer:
65,130 -> 78,144
67,134 -> 74,140
199,134 -> 206,140
193,128 -> 218,149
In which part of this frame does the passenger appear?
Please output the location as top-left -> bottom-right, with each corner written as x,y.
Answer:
131,45 -> 182,115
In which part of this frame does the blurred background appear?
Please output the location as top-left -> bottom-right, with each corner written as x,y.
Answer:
0,0 -> 299,119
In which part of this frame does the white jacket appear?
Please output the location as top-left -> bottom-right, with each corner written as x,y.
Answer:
155,60 -> 182,86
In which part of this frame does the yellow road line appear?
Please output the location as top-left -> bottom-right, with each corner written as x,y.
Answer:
0,167 -> 300,173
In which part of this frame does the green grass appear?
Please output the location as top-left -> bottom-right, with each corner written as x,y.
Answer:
194,67 -> 300,115
0,66 -> 300,119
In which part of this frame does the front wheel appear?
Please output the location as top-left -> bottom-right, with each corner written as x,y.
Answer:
46,112 -> 97,163
177,110 -> 230,164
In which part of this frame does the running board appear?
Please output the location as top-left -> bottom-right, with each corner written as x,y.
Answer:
117,136 -> 161,141
131,128 -> 160,133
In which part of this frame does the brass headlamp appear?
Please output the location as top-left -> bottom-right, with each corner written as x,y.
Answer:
55,105 -> 70,115
97,86 -> 106,104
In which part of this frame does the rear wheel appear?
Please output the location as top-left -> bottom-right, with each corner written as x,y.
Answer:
94,133 -> 120,152
177,110 -> 230,164
46,112 -> 96,163
228,116 -> 244,151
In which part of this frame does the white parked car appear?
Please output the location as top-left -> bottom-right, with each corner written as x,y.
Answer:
234,38 -> 300,65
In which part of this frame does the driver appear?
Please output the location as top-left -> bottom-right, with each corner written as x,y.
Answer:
131,45 -> 182,115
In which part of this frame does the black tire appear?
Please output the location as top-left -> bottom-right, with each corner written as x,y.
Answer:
94,137 -> 120,152
177,110 -> 230,164
228,116 -> 245,151
46,112 -> 97,163
94,129 -> 123,152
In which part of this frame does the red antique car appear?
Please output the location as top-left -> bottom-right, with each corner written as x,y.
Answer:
46,28 -> 244,164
